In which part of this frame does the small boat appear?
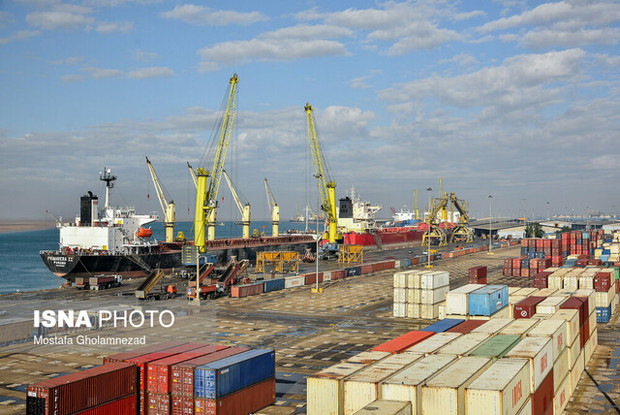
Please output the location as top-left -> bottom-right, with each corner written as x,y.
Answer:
137,227 -> 153,238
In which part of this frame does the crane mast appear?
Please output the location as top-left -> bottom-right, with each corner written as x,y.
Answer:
264,178 -> 280,237
193,73 -> 239,251
222,170 -> 251,239
145,157 -> 175,242
305,103 -> 338,243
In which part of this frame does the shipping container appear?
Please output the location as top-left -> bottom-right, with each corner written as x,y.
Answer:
465,358 -> 531,415
394,287 -> 406,303
304,273 -> 324,285
194,349 -> 275,399
468,285 -> 509,316
171,394 -> 193,415
573,289 -> 596,316
468,334 -> 521,359
569,349 -> 585,394
595,285 -> 615,307
596,305 -> 612,323
344,353 -> 423,415
104,341 -> 189,364
420,286 -> 450,304
559,297 -> 587,326
469,266 -> 487,278
352,400 -> 411,415
263,278 -> 285,293
406,289 -> 420,304
379,354 -> 457,415
552,348 -> 570,393
526,319 -> 567,362
393,303 -> 406,318
421,356 -> 492,415
421,318 -> 465,333
499,319 -> 540,338
514,288 -> 539,297
550,309 -> 579,345
552,375 -> 570,415
420,271 -> 450,289
148,391 -> 170,414
536,296 -> 567,315
284,275 -> 305,289
71,394 -> 137,415
393,272 -> 408,288
436,333 -> 490,356
406,303 -> 420,319
471,318 -> 513,335
446,319 -> 487,334
371,330 -> 434,354
420,303 -> 442,319
346,350 -> 391,365
504,336 -> 553,392
230,282 -> 263,298
403,332 -> 461,355
445,284 -> 485,315
536,288 -> 558,297
194,377 -> 275,415
27,362 -> 137,415
346,266 -> 362,277
531,370 -> 553,415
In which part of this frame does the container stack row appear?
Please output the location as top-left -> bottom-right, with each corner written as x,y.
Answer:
442,284 -> 510,320
307,283 -> 605,415
27,341 -> 275,415
393,270 -> 450,319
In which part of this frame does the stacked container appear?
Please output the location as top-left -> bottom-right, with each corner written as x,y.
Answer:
468,266 -> 487,284
393,270 -> 450,319
468,285 -> 509,317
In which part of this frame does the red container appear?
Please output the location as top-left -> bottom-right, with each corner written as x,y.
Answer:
468,276 -> 487,284
124,343 -> 207,391
512,258 -> 522,268
469,266 -> 487,278
514,296 -> 545,319
231,282 -> 264,298
140,391 -> 147,415
521,239 -> 528,247
171,347 -> 249,397
446,319 -> 487,334
521,268 -> 530,277
532,370 -> 554,415
72,394 -> 137,415
27,362 -> 137,415
372,262 -> 384,272
504,259 -> 513,268
589,259 -> 603,266
594,272 -> 612,292
560,297 -> 587,326
104,341 -> 189,364
148,392 -> 171,414
148,344 -> 227,394
361,264 -> 373,274
411,257 -> 419,265
304,272 -> 323,285
533,278 -> 548,289
384,260 -> 396,269
172,394 -> 194,415
582,320 -> 590,348
371,330 -> 434,354
194,377 -> 276,415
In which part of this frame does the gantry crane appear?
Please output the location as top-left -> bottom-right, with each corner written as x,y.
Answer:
222,170 -> 251,239
305,103 -> 338,244
422,193 -> 449,247
193,73 -> 239,251
449,192 -> 474,243
264,178 -> 279,237
145,156 -> 175,242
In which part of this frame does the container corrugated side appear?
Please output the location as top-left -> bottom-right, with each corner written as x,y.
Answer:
394,287 -> 406,303
471,318 -> 513,335
194,377 -> 275,415
465,358 -> 531,415
194,349 -> 275,399
552,348 -> 569,393
343,353 -> 423,415
468,285 -> 509,316
70,394 -> 137,415
393,303 -> 406,318
531,370 -> 553,415
436,333 -> 490,356
445,284 -> 485,315
371,331 -> 434,354
406,289 -> 420,304
352,400 -> 411,415
468,334 -> 521,359
379,354 -> 457,415
499,319 -> 540,338
171,394 -> 194,415
346,351 -> 390,365
403,332 -> 461,355
550,309 -> 579,344
517,397 -> 532,415
504,336 -> 553,392
420,286 -> 450,304
421,356 -> 492,415
307,362 -> 371,415
263,278 -> 285,292
284,275 -> 305,288
552,374 -> 570,415
420,271 -> 449,290
569,349 -> 585,394
526,319 -> 567,362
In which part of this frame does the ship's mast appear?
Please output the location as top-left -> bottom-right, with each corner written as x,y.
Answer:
100,167 -> 117,210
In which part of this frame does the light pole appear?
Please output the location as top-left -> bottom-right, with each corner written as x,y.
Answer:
314,173 -> 321,293
488,195 -> 493,254
425,187 -> 432,268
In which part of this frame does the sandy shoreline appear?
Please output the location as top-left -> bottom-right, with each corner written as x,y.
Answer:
0,220 -> 56,234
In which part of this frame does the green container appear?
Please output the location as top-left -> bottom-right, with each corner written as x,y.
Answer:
468,334 -> 521,359
612,267 -> 619,280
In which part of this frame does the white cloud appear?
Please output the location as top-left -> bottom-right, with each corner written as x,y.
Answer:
61,74 -> 84,83
0,11 -> 14,28
127,66 -> 174,79
521,27 -> 620,49
96,21 -> 133,33
134,49 -> 160,62
0,30 -> 40,44
161,4 -> 267,26
82,66 -> 123,79
26,4 -> 94,30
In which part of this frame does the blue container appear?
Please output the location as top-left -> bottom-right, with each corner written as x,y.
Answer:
536,251 -> 545,259
521,259 -> 530,268
603,249 -> 611,255
468,285 -> 509,316
434,253 -> 442,260
596,305 -> 611,323
400,258 -> 412,268
521,247 -> 527,255
263,278 -> 285,293
421,318 -> 465,333
194,349 -> 275,399
345,266 -> 361,276
527,252 -> 536,259
600,255 -> 610,262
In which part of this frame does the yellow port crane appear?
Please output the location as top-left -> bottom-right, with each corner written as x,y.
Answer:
193,73 -> 239,251
449,192 -> 474,243
222,170 -> 251,239
264,178 -> 279,237
305,103 -> 338,244
422,193 -> 450,247
145,156 -> 175,243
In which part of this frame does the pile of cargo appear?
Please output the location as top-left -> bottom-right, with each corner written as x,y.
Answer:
393,270 -> 450,319
27,341 -> 275,415
307,283 -> 603,415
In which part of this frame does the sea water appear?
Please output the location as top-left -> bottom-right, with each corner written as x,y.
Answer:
0,220 -> 314,294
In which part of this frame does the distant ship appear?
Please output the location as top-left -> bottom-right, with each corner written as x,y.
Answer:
40,168 -> 315,281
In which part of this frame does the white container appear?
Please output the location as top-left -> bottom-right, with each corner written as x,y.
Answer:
552,348 -> 570,393
393,302 -> 406,318
508,287 -> 522,295
504,336 -> 553,392
578,275 -> 594,290
551,309 -> 579,344
563,276 -> 579,291
323,271 -> 333,281
394,288 -> 406,303
508,295 -> 526,319
527,319 -> 567,362
284,275 -> 305,288
569,349 -> 585,394
420,304 -> 441,319
552,374 -> 570,415
404,332 -> 461,355
547,274 -> 563,290
406,303 -> 420,319
347,351 -> 390,365
471,318 -> 513,334
516,398 -> 532,415
421,356 -> 493,415
445,284 -> 485,315
566,336 -> 580,369
584,328 -> 598,365
307,362 -> 371,415
513,287 -> 539,297
420,286 -> 449,304
595,285 -> 615,307
535,296 -> 566,315
436,333 -> 490,356
352,400 -> 411,415
344,353 -> 422,415
438,302 -> 447,320
535,288 -> 558,297
465,358 -> 531,415
408,272 -> 424,289
393,272 -> 408,288
589,310 -> 596,335
380,354 -> 457,415
500,319 -> 540,338
421,271 -> 450,290
574,289 -> 596,315
407,289 -> 421,304
469,305 -> 510,320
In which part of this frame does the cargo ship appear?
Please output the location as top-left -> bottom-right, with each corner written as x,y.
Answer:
40,168 -> 316,281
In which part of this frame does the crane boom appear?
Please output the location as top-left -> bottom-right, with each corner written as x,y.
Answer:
264,178 -> 280,237
145,156 -> 175,242
187,162 -> 197,188
305,103 -> 338,243
222,170 -> 251,239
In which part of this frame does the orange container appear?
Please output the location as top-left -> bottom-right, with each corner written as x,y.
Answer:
371,330 -> 434,354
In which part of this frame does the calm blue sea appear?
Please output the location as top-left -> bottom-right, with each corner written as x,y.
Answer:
0,220 -> 313,294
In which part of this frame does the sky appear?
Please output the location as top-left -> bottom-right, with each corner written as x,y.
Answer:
1,0 -> 619,223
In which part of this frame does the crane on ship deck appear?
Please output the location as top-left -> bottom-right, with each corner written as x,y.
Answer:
145,156 -> 176,243
264,178 -> 280,237
222,170 -> 251,239
305,103 -> 340,255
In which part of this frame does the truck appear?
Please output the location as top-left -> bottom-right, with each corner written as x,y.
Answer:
75,275 -> 122,290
